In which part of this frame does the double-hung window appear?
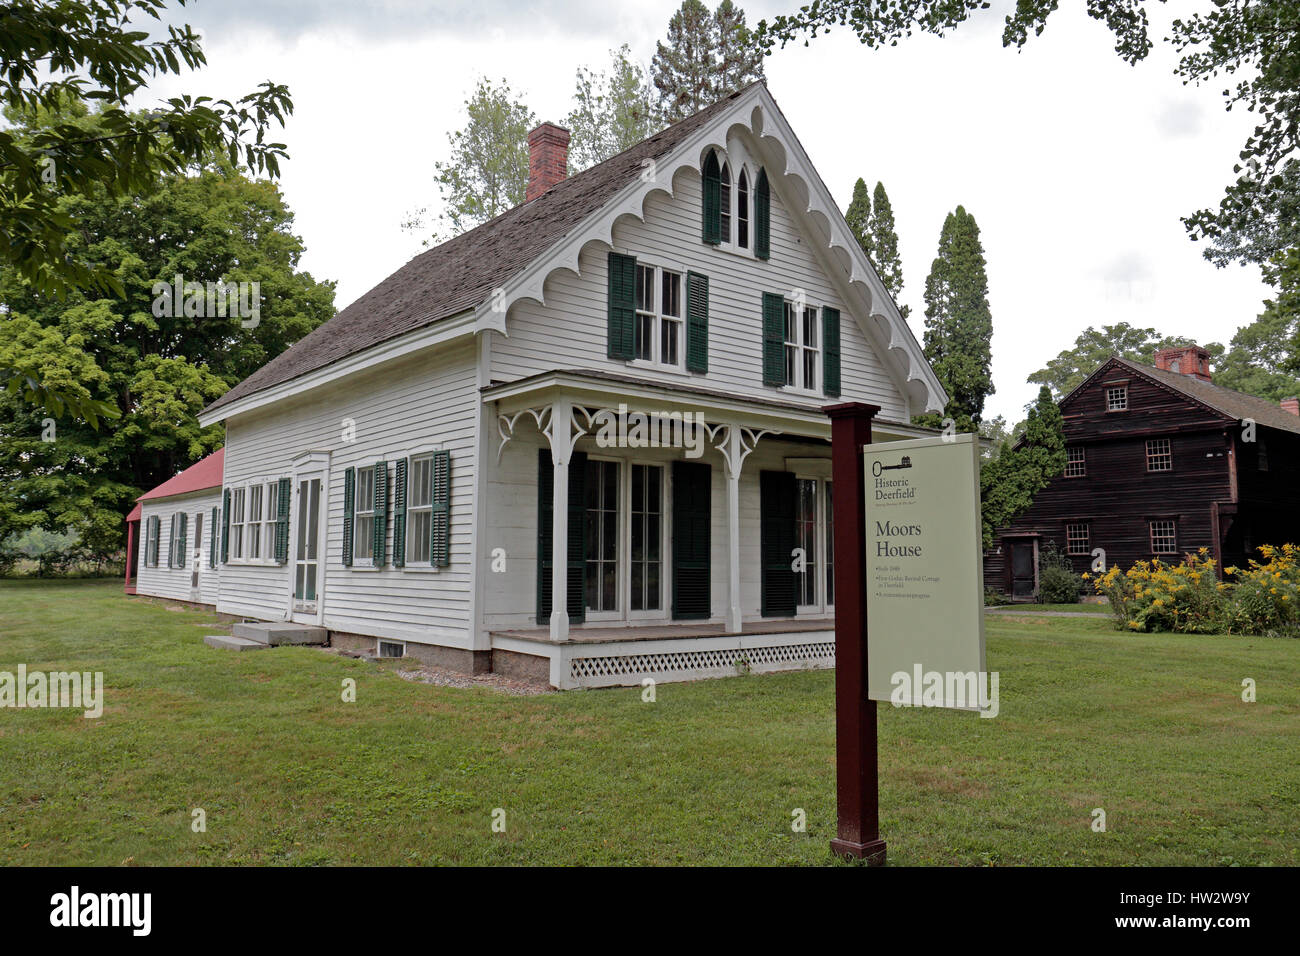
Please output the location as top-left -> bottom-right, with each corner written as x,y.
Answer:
793,477 -> 835,611
354,465 -> 375,562
1146,438 -> 1172,472
406,454 -> 433,565
1106,385 -> 1128,411
246,484 -> 264,560
229,488 -> 246,559
1066,522 -> 1090,555
1065,446 -> 1086,477
169,513 -> 185,568
783,301 -> 821,391
633,263 -> 683,368
1150,520 -> 1177,554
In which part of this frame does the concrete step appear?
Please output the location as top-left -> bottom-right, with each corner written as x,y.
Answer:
231,622 -> 328,646
204,634 -> 270,652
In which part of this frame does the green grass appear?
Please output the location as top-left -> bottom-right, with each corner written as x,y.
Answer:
1,579 -> 1297,866
990,602 -> 1110,614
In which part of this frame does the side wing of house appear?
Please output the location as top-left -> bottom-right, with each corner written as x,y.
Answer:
135,490 -> 222,605
216,341 -> 480,658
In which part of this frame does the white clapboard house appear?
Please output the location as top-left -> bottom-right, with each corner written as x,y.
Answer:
125,448 -> 224,605
192,81 -> 947,688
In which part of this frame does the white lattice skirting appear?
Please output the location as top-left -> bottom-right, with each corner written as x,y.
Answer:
494,630 -> 837,689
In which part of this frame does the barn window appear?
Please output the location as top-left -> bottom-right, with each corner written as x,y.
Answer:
1150,520 -> 1177,554
1065,523 -> 1090,555
1146,438 -> 1172,472
1106,385 -> 1128,411
1064,446 -> 1086,477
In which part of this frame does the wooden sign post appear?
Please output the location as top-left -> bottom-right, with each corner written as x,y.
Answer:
824,402 -> 886,864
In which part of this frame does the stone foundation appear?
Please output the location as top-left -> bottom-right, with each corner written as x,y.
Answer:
328,631 -> 491,674
492,648 -> 551,684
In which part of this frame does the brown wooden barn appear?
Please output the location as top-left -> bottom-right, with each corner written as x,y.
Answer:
986,345 -> 1300,599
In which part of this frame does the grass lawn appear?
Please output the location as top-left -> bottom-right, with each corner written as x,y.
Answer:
989,603 -> 1110,614
1,579 -> 1297,866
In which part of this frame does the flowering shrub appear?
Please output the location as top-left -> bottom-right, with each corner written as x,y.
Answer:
1085,544 -> 1300,637
1221,544 -> 1300,637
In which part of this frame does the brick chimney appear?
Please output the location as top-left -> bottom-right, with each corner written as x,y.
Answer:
1153,344 -> 1212,382
1281,397 -> 1300,417
526,122 -> 570,202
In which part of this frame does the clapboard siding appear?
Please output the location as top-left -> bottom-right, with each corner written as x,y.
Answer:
219,341 -> 479,645
135,490 -> 221,605
484,421 -> 830,629
493,162 -> 908,422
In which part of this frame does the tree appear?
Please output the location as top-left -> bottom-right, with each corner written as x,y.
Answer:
0,104 -> 335,556
844,178 -> 872,261
406,78 -> 534,244
755,2 -> 1300,277
1028,323 -> 1206,399
1214,250 -> 1300,401
919,206 -> 993,430
979,385 -> 1066,548
565,45 -> 662,172
652,0 -> 764,124
1,0 -> 294,422
868,181 -> 906,317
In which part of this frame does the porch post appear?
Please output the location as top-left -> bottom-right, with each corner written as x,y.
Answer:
549,399 -> 572,641
824,400 -> 884,864
723,425 -> 743,633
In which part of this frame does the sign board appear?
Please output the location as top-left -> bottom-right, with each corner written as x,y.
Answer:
863,432 -> 986,710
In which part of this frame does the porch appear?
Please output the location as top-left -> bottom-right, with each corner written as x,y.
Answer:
491,616 -> 836,690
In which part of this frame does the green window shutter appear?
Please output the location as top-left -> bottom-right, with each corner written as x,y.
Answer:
536,449 -> 586,624
209,506 -> 218,567
342,467 -> 355,567
567,452 -> 586,624
178,511 -> 187,566
760,470 -> 797,617
220,491 -> 230,564
823,306 -> 842,398
762,292 -> 786,386
431,450 -> 450,567
372,460 -> 388,567
702,152 -> 722,245
671,461 -> 712,619
685,271 -> 709,373
754,167 -> 770,260
152,515 -> 161,567
392,458 -> 408,569
606,251 -> 637,360
537,450 -> 553,625
167,514 -> 176,568
274,478 -> 290,565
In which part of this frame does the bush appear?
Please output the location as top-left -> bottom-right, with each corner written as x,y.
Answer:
1037,540 -> 1082,604
1087,544 -> 1300,637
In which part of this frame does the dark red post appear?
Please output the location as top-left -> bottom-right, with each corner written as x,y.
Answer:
824,401 -> 885,864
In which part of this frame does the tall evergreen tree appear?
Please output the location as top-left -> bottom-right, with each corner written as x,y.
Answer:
652,0 -> 764,123
868,181 -> 906,317
919,205 -> 994,430
845,178 -> 872,261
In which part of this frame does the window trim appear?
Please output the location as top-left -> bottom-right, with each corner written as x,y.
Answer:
224,479 -> 285,566
1064,445 -> 1086,478
1065,522 -> 1090,556
708,149 -> 759,259
629,261 -> 686,372
405,452 -> 435,569
352,464 -> 376,563
1145,437 -> 1173,473
779,298 -> 823,395
1105,384 -> 1129,412
1149,518 -> 1178,554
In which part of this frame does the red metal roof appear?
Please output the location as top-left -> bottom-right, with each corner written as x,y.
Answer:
138,448 -> 224,502
126,503 -> 141,523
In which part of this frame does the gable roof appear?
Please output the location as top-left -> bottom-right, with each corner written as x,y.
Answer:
204,85 -> 759,415
1070,356 -> 1300,436
138,448 -> 225,502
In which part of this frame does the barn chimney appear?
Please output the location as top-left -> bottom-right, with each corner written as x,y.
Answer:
526,122 -> 570,202
1281,397 -> 1300,417
1153,344 -> 1212,382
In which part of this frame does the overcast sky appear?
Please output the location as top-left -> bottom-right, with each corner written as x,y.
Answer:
143,0 -> 1271,424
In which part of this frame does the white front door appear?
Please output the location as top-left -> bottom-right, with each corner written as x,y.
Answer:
292,477 -> 322,620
